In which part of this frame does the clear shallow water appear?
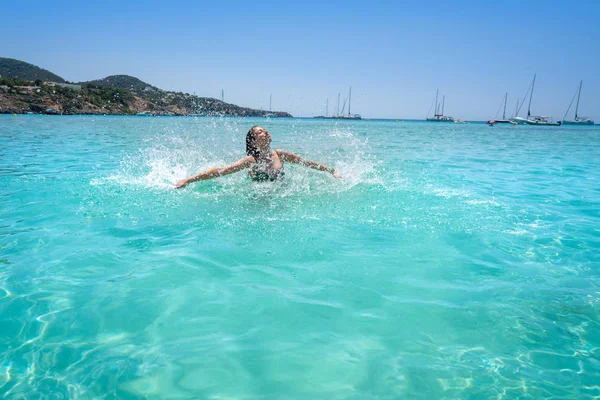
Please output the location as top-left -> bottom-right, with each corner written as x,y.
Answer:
1,115 -> 600,399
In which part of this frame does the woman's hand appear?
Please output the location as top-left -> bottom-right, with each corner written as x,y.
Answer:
332,171 -> 342,179
174,179 -> 189,189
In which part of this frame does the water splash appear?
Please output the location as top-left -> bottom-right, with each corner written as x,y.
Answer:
93,118 -> 385,197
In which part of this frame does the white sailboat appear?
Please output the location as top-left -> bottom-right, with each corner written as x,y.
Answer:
263,94 -> 276,117
513,74 -> 561,126
426,89 -> 454,122
330,86 -> 361,120
562,80 -> 594,125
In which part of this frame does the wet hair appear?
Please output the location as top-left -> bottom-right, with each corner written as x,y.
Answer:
246,126 -> 260,160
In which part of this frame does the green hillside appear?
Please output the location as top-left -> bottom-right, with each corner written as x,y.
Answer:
1,59 -> 293,117
0,57 -> 65,83
79,75 -> 159,93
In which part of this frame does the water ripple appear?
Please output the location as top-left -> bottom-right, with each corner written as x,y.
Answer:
1,116 -> 600,398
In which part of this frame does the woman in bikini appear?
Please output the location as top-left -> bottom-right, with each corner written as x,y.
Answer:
175,126 -> 340,188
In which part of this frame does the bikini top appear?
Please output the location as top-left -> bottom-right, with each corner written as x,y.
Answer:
250,153 -> 285,182
250,165 -> 285,182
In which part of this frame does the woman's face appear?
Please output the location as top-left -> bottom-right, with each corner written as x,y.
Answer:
253,126 -> 272,148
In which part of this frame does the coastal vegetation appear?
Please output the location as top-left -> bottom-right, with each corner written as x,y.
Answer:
0,57 -> 65,83
0,58 -> 292,117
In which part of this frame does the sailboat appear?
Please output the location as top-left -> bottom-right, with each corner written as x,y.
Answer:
562,81 -> 594,125
494,93 -> 511,123
330,86 -> 362,120
314,93 -> 341,119
426,89 -> 454,122
263,94 -> 276,117
513,74 -> 561,126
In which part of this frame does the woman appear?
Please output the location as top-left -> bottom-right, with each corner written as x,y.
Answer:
175,126 -> 341,188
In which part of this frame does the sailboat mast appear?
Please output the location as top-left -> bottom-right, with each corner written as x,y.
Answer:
527,74 -> 536,118
348,86 -> 352,117
434,89 -> 439,116
515,98 -> 519,118
269,94 -> 272,112
442,95 -> 445,116
340,97 -> 347,115
336,93 -> 340,117
503,92 -> 507,120
575,80 -> 583,120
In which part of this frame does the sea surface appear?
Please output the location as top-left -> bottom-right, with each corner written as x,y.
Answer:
1,115 -> 600,399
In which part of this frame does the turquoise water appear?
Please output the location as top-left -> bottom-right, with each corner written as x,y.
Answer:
1,115 -> 600,399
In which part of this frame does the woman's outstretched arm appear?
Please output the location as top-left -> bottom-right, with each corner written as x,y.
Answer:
175,156 -> 254,188
276,150 -> 341,178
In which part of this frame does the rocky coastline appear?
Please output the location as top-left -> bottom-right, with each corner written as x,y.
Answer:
0,58 -> 292,117
0,81 -> 292,117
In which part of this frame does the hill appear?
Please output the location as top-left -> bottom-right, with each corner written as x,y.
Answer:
79,75 -> 159,94
0,59 -> 292,117
1,77 -> 292,117
0,57 -> 65,83
76,74 -> 291,116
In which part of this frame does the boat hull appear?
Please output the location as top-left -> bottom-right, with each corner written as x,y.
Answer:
523,120 -> 561,126
562,120 -> 594,126
514,117 -> 561,126
493,119 -> 512,124
512,117 -> 528,125
313,116 -> 362,120
426,117 -> 454,122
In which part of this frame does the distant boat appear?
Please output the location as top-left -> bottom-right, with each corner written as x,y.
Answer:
263,94 -> 277,118
522,116 -> 562,126
513,74 -> 561,126
331,86 -> 361,120
493,93 -> 511,123
426,89 -> 454,122
317,87 -> 361,120
264,94 -> 276,117
562,80 -> 594,125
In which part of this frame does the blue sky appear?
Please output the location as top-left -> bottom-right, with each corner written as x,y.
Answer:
2,0 -> 599,120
